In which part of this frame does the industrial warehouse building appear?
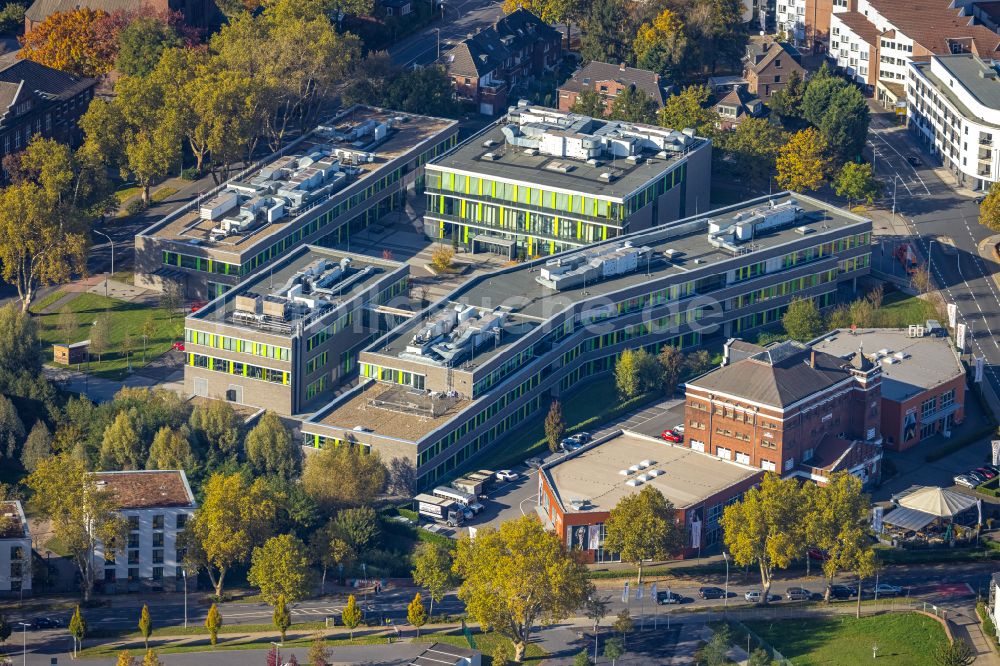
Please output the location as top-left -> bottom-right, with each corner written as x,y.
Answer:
301,192 -> 873,489
135,105 -> 457,300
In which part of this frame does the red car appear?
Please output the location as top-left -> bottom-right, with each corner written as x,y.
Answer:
661,429 -> 683,443
171,341 -> 185,352
190,301 -> 207,312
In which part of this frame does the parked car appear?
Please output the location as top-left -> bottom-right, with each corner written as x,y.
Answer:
32,617 -> 62,629
908,156 -> 922,167
496,470 -> 518,482
673,424 -> 685,435
975,195 -> 986,205
657,591 -> 684,605
525,457 -> 545,468
190,301 -> 207,312
560,438 -> 579,451
986,464 -> 1000,475
698,586 -> 727,600
745,590 -> 764,603
830,584 -> 856,599
967,471 -> 987,485
874,583 -> 903,597
977,467 -> 997,480
954,474 -> 978,488
571,432 -> 591,444
785,587 -> 812,601
661,429 -> 683,443
171,341 -> 185,352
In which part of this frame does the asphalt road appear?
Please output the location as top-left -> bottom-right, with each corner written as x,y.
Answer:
387,0 -> 504,67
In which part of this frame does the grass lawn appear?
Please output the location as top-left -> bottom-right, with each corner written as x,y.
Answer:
80,632 -> 390,657
152,186 -> 179,202
28,290 -> 66,314
744,612 -> 948,665
35,293 -> 183,380
114,185 -> 142,205
416,629 -> 547,663
874,290 -> 940,328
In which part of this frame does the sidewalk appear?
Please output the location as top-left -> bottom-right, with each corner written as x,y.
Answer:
42,364 -> 183,403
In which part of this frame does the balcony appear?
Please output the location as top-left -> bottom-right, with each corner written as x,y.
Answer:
979,149 -> 993,162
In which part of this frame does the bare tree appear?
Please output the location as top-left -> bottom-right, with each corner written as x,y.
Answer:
911,266 -> 933,295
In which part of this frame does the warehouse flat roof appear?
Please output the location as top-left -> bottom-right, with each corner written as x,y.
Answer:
92,470 -> 196,510
188,244 -> 403,334
543,431 -> 761,514
371,192 -> 870,367
142,106 -> 456,254
811,327 -> 964,403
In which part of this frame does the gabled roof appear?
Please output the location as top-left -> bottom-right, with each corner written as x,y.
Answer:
866,0 -> 1000,57
25,0 -> 146,23
446,8 -> 558,79
744,41 -> 802,74
1,58 -> 95,103
716,85 -> 763,119
688,340 -> 851,408
833,10 -> 881,46
559,61 -> 665,106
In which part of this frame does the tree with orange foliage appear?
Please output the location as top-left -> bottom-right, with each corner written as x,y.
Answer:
18,8 -> 118,77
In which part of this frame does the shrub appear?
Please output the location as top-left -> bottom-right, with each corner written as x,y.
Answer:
180,167 -> 202,181
0,3 -> 25,33
978,601 -> 999,648
125,198 -> 147,216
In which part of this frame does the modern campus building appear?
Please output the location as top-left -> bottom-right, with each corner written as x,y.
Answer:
0,501 -> 31,597
183,245 -> 409,416
301,192 -> 872,490
908,54 -> 1000,191
92,471 -> 196,594
423,103 -> 712,259
537,430 -> 763,561
813,327 -> 965,451
684,337 -> 884,487
135,105 -> 458,300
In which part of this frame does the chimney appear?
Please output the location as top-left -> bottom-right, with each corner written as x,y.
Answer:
810,350 -> 817,368
620,62 -> 627,72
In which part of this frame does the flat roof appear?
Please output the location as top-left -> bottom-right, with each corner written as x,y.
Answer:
811,327 -> 964,403
913,56 -> 1000,128
92,470 -> 196,510
189,245 -> 403,334
544,431 -> 760,514
428,114 -> 707,201
0,500 -> 28,539
315,382 -> 471,442
373,193 -> 870,368
142,106 -> 456,254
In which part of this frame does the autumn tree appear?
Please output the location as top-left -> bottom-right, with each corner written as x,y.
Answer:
248,534 -> 313,605
146,426 -> 195,471
205,603 -> 222,646
138,604 -> 152,650
721,473 -> 806,604
835,162 -> 881,207
633,9 -> 687,78
18,8 -> 117,77
782,296 -> 824,342
804,472 -> 874,602
69,606 -> 86,656
657,85 -> 718,138
141,649 -> 164,666
89,314 -> 111,364
657,345 -> 684,396
302,444 -> 387,511
544,400 -> 565,453
332,507 -> 380,554
182,473 -> 278,597
188,400 -> 242,463
341,594 -> 363,639
607,87 -> 657,124
407,593 -> 428,636
603,486 -> 682,584
28,456 -> 129,600
775,127 -> 832,192
116,16 -> 182,77
453,515 -> 590,662
116,650 -> 137,666
272,594 -> 291,641
0,397 -> 23,459
0,138 -> 105,311
100,411 -> 144,470
570,89 -> 607,118
311,519 -> 355,593
979,182 -> 1000,232
245,411 -> 300,479
20,421 -> 52,473
411,542 -> 454,617
718,117 -> 786,192
615,348 -> 661,399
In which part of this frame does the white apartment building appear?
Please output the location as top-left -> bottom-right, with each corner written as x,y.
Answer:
92,471 -> 196,594
0,501 -> 31,597
909,54 -> 1000,190
776,0 -> 851,51
828,0 -> 1000,109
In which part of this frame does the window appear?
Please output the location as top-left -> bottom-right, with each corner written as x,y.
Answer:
152,515 -> 164,530
152,532 -> 164,548
128,567 -> 139,581
761,459 -> 776,472
176,513 -> 188,530
128,550 -> 140,565
939,388 -> 956,409
152,549 -> 164,564
921,396 -> 937,418
128,516 -> 139,532
152,567 -> 163,581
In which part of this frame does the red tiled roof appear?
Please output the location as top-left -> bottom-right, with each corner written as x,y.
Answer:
834,11 -> 881,46
868,0 -> 1000,56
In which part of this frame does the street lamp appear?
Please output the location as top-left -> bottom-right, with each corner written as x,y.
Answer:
891,175 -> 904,219
92,229 -> 114,298
18,621 -> 29,666
927,238 -> 937,283
183,568 -> 188,628
723,552 -> 730,612
434,27 -> 441,61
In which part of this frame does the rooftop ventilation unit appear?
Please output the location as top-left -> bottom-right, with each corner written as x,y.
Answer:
599,172 -> 614,182
628,464 -> 641,473
647,469 -> 664,477
482,152 -> 500,161
794,226 -> 814,235
625,478 -> 643,487
618,469 -> 630,476
638,460 -> 652,468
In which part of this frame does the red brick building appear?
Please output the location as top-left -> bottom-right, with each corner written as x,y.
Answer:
445,9 -> 561,116
557,61 -> 665,114
537,431 -> 764,562
684,339 -> 883,487
812,328 -> 966,451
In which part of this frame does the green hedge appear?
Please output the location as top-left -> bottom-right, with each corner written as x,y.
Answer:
978,601 -> 999,650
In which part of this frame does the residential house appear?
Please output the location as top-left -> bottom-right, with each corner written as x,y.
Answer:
557,61 -> 666,114
776,0 -> 855,52
444,8 -> 562,115
0,59 -> 97,175
0,501 -> 30,598
714,85 -> 766,130
744,41 -> 806,103
92,470 -> 197,594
